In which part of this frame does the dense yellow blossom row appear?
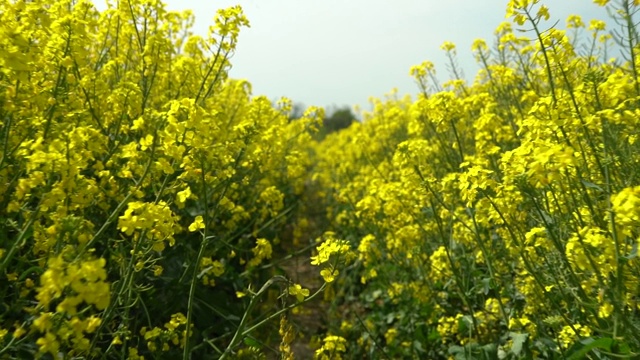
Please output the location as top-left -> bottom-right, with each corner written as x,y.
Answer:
4,0 -> 640,358
0,0 -> 321,358
312,0 -> 640,358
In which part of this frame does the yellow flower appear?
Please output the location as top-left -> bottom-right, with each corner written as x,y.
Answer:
211,260 -> 225,276
598,302 -> 614,318
566,14 -> 584,28
188,215 -> 205,232
612,186 -> 640,229
85,316 -> 102,333
247,239 -> 272,267
558,324 -> 592,348
13,324 -> 26,339
589,19 -> 606,31
314,335 -> 347,359
384,328 -> 398,344
153,265 -> 164,277
112,336 -> 123,346
310,235 -> 352,265
537,5 -> 550,21
36,332 -> 60,357
320,268 -> 338,283
288,283 -> 310,302
128,347 -> 145,360
440,41 -> 456,52
176,187 -> 192,205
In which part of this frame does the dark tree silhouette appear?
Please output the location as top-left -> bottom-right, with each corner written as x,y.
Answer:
323,107 -> 356,134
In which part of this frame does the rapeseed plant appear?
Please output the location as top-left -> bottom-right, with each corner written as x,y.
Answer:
0,0 -> 324,358
311,0 -> 640,357
4,0 -> 640,358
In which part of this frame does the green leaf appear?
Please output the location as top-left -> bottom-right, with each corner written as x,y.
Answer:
581,180 -> 603,192
448,345 -> 465,355
624,242 -> 638,260
414,324 -> 426,342
566,337 -> 613,360
427,328 -> 441,341
457,315 -> 474,334
481,277 -> 491,295
19,266 -> 44,281
481,343 -> 498,358
509,332 -> 529,356
613,340 -> 631,355
243,336 -> 260,348
385,312 -> 395,324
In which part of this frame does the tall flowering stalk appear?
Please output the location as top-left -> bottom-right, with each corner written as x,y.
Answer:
0,0 -> 323,358
311,1 -> 640,358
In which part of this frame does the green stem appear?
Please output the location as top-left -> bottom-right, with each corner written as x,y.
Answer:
183,155 -> 210,360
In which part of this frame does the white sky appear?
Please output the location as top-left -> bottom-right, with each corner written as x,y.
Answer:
106,1 -> 611,112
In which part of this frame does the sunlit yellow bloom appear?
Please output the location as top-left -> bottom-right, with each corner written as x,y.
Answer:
188,215 -> 205,232
288,283 -> 310,302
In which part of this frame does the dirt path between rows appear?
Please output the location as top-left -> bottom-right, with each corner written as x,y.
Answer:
278,249 -> 326,358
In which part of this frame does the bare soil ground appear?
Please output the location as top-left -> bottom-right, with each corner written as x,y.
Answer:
278,251 -> 326,358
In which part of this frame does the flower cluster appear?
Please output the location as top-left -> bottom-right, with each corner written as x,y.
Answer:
0,0 -> 322,358
309,1 -> 640,357
5,0 -> 640,358
314,335 -> 347,360
311,232 -> 355,283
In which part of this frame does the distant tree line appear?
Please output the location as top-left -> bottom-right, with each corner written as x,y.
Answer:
289,102 -> 356,140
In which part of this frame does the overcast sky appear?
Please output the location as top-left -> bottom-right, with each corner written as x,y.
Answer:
116,1 -> 611,112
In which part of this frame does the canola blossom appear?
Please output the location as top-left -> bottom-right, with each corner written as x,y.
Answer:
0,0 -> 321,358
311,1 -> 640,358
2,0 -> 640,359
